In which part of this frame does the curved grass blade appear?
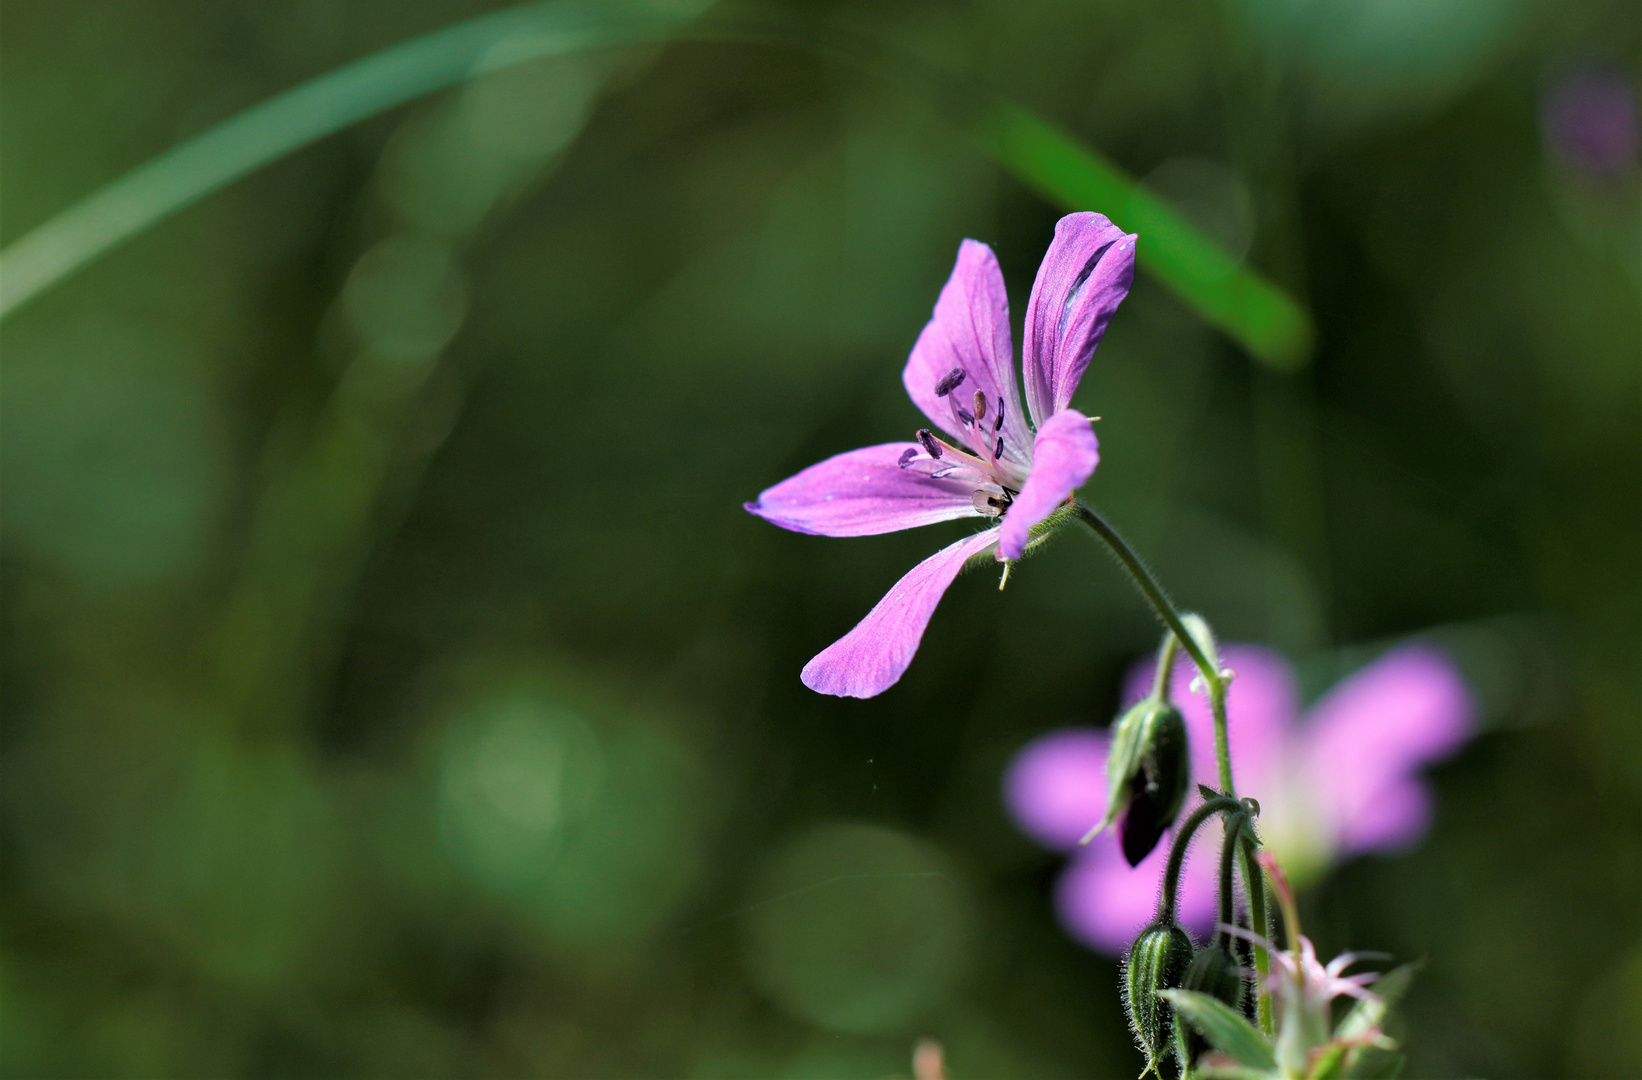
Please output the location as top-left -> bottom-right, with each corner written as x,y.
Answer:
0,0 -> 1314,372
0,0 -> 710,318
974,102 -> 1313,369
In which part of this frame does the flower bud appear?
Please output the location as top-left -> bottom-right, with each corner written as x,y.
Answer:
1177,943 -> 1247,1065
1103,699 -> 1190,865
1125,921 -> 1194,1072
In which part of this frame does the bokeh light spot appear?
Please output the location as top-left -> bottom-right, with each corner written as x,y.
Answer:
741,822 -> 972,1034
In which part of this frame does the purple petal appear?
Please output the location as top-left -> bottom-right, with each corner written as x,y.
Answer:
801,528 -> 1000,698
744,443 -> 978,537
903,240 -> 1033,459
1055,824 -> 1219,955
1300,644 -> 1473,855
1021,214 -> 1136,428
1002,728 -> 1110,851
996,408 -> 1099,561
1123,644 -> 1298,797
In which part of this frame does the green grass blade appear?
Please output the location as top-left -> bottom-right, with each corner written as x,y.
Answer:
0,0 -> 709,318
2,0 -> 1314,372
975,100 -> 1313,369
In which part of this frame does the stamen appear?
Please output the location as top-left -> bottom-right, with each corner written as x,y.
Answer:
956,408 -> 974,425
973,390 -> 988,421
917,429 -> 942,459
994,436 -> 1004,460
994,400 -> 1005,432
897,448 -> 918,469
934,368 -> 967,397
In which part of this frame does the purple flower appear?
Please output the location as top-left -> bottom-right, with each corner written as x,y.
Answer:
745,214 -> 1137,698
1003,643 -> 1473,954
1541,66 -> 1639,179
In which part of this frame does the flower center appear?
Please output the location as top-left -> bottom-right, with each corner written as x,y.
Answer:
896,366 -> 1027,515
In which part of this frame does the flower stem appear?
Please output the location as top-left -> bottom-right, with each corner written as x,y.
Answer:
1070,502 -> 1233,794
1240,837 -> 1274,1035
1072,501 -> 1270,1027
1157,797 -> 1242,924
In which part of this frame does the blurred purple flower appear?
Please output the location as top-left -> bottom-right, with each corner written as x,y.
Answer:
1541,66 -> 1639,178
745,214 -> 1135,698
1002,643 -> 1473,954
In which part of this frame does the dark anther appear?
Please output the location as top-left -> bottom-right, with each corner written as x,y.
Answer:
994,436 -> 1004,459
973,390 -> 988,421
934,368 -> 967,397
956,408 -> 974,425
986,495 -> 1007,510
917,429 -> 942,459
994,400 -> 1005,432
897,447 -> 918,468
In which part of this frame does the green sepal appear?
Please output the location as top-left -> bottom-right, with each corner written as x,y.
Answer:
1126,923 -> 1195,1073
961,503 -> 1082,574
1179,612 -> 1223,682
1158,989 -> 1277,1072
1085,698 -> 1190,861
1089,698 -> 1152,839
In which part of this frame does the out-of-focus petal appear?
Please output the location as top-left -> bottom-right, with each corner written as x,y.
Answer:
1055,826 -> 1220,955
1124,644 -> 1298,797
801,528 -> 999,698
1300,644 -> 1473,856
1335,776 -> 1432,853
996,409 -> 1099,561
1021,213 -> 1136,428
1002,728 -> 1109,851
903,240 -> 1033,460
744,442 -> 978,537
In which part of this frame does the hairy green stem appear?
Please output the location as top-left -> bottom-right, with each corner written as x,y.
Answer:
1157,797 -> 1242,924
1214,814 -> 1247,944
1071,502 -> 1233,794
1074,502 -> 1269,1026
1240,837 -> 1273,1034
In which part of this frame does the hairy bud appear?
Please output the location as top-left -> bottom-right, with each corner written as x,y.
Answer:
1095,700 -> 1191,864
1125,921 -> 1194,1073
1178,943 -> 1247,1064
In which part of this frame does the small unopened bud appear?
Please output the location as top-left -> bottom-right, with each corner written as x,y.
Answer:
1125,921 -> 1194,1073
1089,700 -> 1191,864
1183,942 -> 1244,1009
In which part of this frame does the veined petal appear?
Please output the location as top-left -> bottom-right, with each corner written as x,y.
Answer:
801,528 -> 999,698
903,240 -> 1032,460
997,408 -> 1099,561
744,443 -> 978,537
1022,213 -> 1136,427
1300,644 -> 1473,855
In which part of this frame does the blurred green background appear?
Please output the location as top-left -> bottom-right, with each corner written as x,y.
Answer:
2,0 -> 1638,1076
